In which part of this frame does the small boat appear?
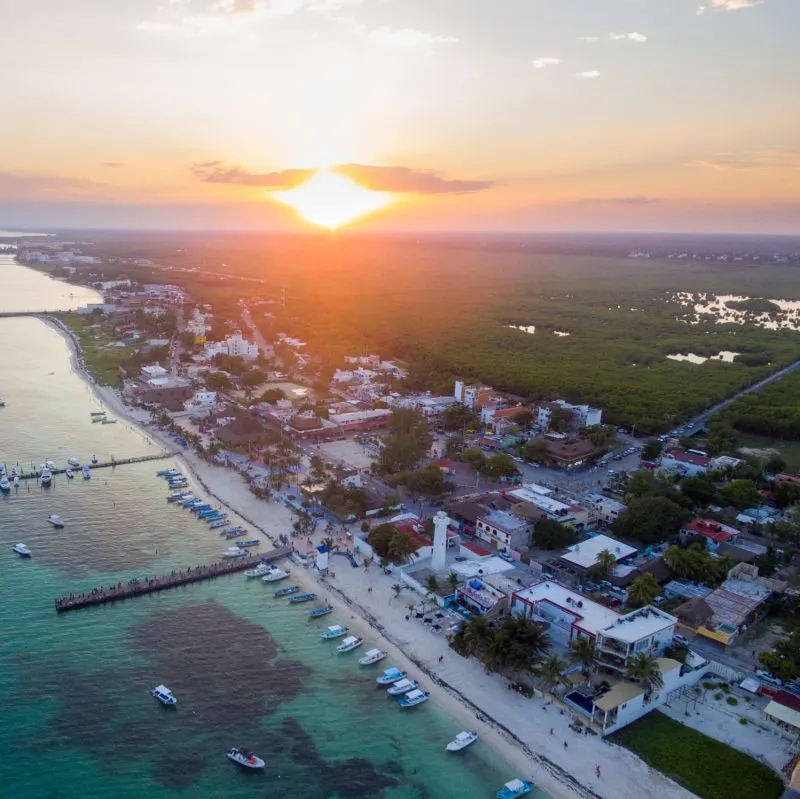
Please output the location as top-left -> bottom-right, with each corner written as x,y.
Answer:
496,779 -> 534,799
12,543 -> 31,557
46,460 -> 56,470
307,605 -> 333,618
168,479 -> 188,488
0,476 -> 9,492
168,490 -> 191,502
65,469 -> 74,480
47,514 -> 65,528
388,678 -> 420,697
321,624 -> 349,640
274,585 -> 299,598
82,466 -> 91,480
262,568 -> 291,583
40,468 -> 53,486
288,592 -> 316,604
152,684 -> 177,706
157,467 -> 180,477
244,562 -> 272,578
178,497 -> 199,507
191,504 -> 212,513
398,688 -> 430,708
226,747 -> 265,770
91,416 -> 106,423
101,419 -> 117,424
358,648 -> 387,666
204,513 -> 227,522
67,458 -> 81,468
224,530 -> 247,540
336,635 -> 363,653
197,508 -> 220,518
446,730 -> 478,752
235,539 -> 260,549
91,455 -> 98,465
209,519 -> 230,529
376,667 -> 406,686
220,525 -> 244,535
90,411 -> 106,417
222,546 -> 249,558
13,475 -> 19,487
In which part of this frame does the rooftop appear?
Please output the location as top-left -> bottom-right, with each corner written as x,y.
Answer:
598,606 -> 677,644
451,557 -> 516,579
593,681 -> 644,712
584,493 -> 627,513
513,580 -> 620,637
479,509 -> 529,534
682,518 -> 740,543
560,534 -> 637,570
664,450 -> 711,468
704,577 -> 772,629
505,487 -> 574,517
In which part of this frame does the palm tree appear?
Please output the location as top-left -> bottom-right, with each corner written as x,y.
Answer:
664,545 -> 688,575
484,634 -> 510,674
391,583 -> 404,600
593,549 -> 617,580
447,571 -> 460,592
425,574 -> 440,595
626,652 -> 664,696
569,635 -> 596,679
627,572 -> 661,607
462,615 -> 495,658
539,654 -> 569,696
386,531 -> 419,565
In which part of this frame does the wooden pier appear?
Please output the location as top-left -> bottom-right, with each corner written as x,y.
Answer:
54,545 -> 293,613
13,452 -> 177,482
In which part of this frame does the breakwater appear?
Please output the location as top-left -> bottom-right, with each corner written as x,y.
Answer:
54,545 -> 293,612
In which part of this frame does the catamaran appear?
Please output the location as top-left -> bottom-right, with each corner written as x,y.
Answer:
336,636 -> 363,653
446,730 -> 478,752
321,624 -> 349,640
358,648 -> 387,666
387,678 -> 419,697
376,667 -> 406,686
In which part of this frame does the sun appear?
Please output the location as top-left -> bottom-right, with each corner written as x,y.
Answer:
272,169 -> 392,229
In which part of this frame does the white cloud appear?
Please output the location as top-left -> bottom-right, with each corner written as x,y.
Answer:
577,70 -> 600,79
354,26 -> 458,48
532,57 -> 560,69
696,5 -> 706,14
608,32 -> 648,43
710,0 -> 765,10
578,36 -> 600,44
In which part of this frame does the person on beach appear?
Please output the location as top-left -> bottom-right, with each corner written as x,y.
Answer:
595,765 -> 601,778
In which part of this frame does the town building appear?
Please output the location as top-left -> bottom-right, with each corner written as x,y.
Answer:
140,364 -> 170,384
680,518 -> 742,552
329,408 -> 392,433
594,606 -> 678,675
583,493 -> 627,527
545,438 -> 604,469
185,390 -> 218,411
559,534 -> 637,576
505,485 -> 589,530
660,449 -> 711,476
474,509 -> 530,553
537,400 -> 603,430
203,331 -> 259,360
453,381 -> 493,410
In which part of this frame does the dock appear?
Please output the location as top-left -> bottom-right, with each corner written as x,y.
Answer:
13,452 -> 177,481
54,545 -> 293,613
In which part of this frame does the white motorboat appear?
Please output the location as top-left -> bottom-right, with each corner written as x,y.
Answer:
91,455 -> 98,465
47,514 -> 65,528
358,648 -> 387,666
12,543 -> 31,557
13,475 -> 19,487
376,667 -> 406,686
82,466 -> 91,480
0,476 -> 9,492
65,469 -> 74,480
67,458 -> 81,468
45,460 -> 56,470
398,688 -> 430,708
39,468 -> 53,486
387,678 -> 419,697
243,562 -> 272,578
152,684 -> 177,706
261,567 -> 290,583
336,635 -> 364,653
226,747 -> 265,769
222,546 -> 248,558
446,730 -> 478,752
321,624 -> 349,640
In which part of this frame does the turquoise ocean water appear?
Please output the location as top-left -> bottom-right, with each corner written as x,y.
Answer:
0,259 -> 550,798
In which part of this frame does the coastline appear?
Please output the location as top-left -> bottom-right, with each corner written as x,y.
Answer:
41,313 -> 697,799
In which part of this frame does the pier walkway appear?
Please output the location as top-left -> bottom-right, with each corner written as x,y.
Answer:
54,545 -> 293,613
14,452 -> 177,481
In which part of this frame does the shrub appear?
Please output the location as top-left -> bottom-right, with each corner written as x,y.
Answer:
714,692 -> 723,700
739,717 -> 748,725
726,697 -> 738,706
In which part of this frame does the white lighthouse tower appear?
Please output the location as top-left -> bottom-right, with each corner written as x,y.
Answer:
431,511 -> 449,573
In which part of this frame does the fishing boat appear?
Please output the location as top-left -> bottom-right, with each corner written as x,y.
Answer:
168,479 -> 188,489
321,624 -> 349,640
243,562 -> 272,578
222,546 -> 249,558
101,419 -> 117,424
67,458 -> 81,468
398,689 -> 430,708
152,684 -> 177,706
91,415 -> 106,423
387,678 -> 419,697
0,476 -> 9,492
12,543 -> 31,557
376,667 -> 406,686
178,497 -> 200,508
191,504 -> 212,514
223,530 -> 247,540
46,460 -> 56,470
65,469 -> 74,480
82,466 -> 91,480
446,730 -> 478,752
496,779 -> 534,799
288,592 -> 316,604
274,585 -> 299,598
307,605 -> 333,618
226,747 -> 265,770
219,525 -> 243,534
90,411 -> 106,418
13,475 -> 19,487
262,567 -> 291,583
167,490 -> 191,502
235,540 -> 260,549
39,468 -> 53,487
209,519 -> 230,529
91,455 -> 98,465
197,508 -> 220,518
336,635 -> 363,653
47,514 -> 65,528
358,648 -> 387,666
157,467 -> 180,478
203,512 -> 227,522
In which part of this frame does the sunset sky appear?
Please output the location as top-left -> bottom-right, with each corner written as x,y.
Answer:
1,0 -> 798,232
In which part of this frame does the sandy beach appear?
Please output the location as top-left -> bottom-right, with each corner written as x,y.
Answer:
47,314 -> 698,799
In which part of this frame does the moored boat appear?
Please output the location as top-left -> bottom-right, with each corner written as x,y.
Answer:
496,778 -> 534,799
47,514 -> 65,528
358,648 -> 387,666
167,490 -> 191,502
387,678 -> 419,697
376,667 -> 406,686
307,604 -> 333,618
82,466 -> 91,480
39,468 -> 53,486
398,688 -> 430,708
101,419 -> 117,424
90,410 -> 105,417
224,530 -> 247,540
222,546 -> 249,558
234,539 -> 260,549
244,562 -> 272,578
152,684 -> 177,706
65,469 -> 74,480
226,747 -> 265,770
262,567 -> 291,583
67,458 -> 81,468
157,467 -> 180,477
446,730 -> 478,752
219,525 -> 244,535
12,543 -> 31,557
91,415 -> 106,423
91,455 -> 98,465
0,476 -> 9,492
288,592 -> 316,603
321,624 -> 349,640
210,519 -> 231,529
274,585 -> 299,598
336,635 -> 363,653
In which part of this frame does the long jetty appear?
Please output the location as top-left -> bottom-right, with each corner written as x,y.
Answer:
14,452 -> 177,482
54,545 -> 293,613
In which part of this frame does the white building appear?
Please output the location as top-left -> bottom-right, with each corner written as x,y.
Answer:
204,331 -> 259,360
559,534 -> 637,574
538,400 -> 602,430
475,509 -> 530,553
594,606 -> 678,675
141,364 -> 169,381
185,390 -> 218,410
505,486 -> 589,529
453,381 -> 493,410
583,493 -> 627,527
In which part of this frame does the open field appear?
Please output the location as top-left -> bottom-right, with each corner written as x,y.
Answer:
611,711 -> 784,799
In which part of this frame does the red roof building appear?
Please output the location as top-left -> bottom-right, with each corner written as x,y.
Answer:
681,518 -> 740,545
461,539 -> 492,556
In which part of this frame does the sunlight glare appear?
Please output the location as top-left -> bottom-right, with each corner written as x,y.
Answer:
272,170 -> 392,229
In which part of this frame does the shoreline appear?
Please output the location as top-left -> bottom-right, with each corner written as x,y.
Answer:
41,313 -> 696,799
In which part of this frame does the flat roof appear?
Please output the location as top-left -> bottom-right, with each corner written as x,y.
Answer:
561,534 -> 637,569
513,580 -> 620,636
506,487 -> 571,515
594,682 -> 644,711
479,509 -> 528,533
599,606 -> 677,643
765,701 -> 800,730
452,558 -> 516,579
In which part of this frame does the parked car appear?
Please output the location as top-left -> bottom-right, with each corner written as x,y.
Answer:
673,634 -> 689,647
756,670 -> 783,687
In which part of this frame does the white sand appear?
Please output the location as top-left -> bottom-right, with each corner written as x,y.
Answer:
49,315 -> 699,799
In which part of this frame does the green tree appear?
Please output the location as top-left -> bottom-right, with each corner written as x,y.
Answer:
377,409 -> 431,475
206,371 -> 232,390
425,574 -> 440,595
523,439 -> 550,464
569,636 -> 596,679
367,523 -> 398,559
588,549 -> 617,581
680,475 -> 718,507
447,571 -> 460,592
627,572 -> 661,607
462,615 -> 494,658
720,479 -> 761,510
641,438 -> 663,462
259,387 -> 286,404
387,531 -> 420,565
626,652 -> 664,695
533,518 -> 579,550
765,454 -> 787,474
461,446 -> 487,472
241,368 -> 266,388
391,583 -> 404,599
395,465 -> 448,498
539,654 -> 569,695
481,452 -> 519,480
440,403 -> 481,431
774,482 -> 800,510
612,496 -> 692,545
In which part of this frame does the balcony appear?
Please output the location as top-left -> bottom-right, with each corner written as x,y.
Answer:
596,636 -> 629,657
